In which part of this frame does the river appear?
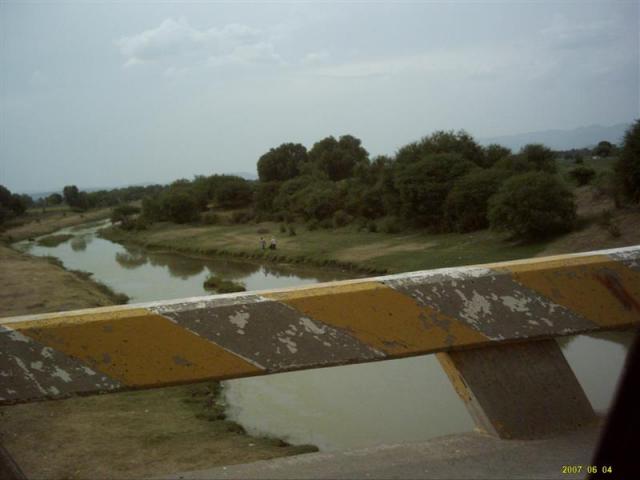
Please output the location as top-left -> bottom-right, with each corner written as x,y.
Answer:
16,221 -> 634,451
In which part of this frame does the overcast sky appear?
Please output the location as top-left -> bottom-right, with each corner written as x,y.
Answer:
1,1 -> 638,193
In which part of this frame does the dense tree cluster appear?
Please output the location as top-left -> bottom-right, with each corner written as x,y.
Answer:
140,175 -> 253,224
246,130 -> 576,239
128,126 -> 640,242
0,185 -> 32,225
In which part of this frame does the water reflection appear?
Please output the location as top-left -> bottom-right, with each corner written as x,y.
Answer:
70,235 -> 92,252
115,250 -> 148,269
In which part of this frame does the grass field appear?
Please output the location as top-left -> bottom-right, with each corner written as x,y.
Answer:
102,220 -> 549,275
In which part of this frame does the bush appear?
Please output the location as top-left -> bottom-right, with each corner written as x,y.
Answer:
288,225 -> 296,236
445,169 -> 507,232
202,212 -> 221,225
488,172 -> 576,240
279,223 -> 286,233
367,221 -> 378,233
568,166 -> 596,186
332,210 -> 353,227
378,216 -> 404,233
230,211 -> 253,224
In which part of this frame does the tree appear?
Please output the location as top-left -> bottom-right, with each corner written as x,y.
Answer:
214,177 -> 253,208
394,153 -> 475,227
253,182 -> 281,213
302,182 -> 341,221
257,143 -> 308,182
483,144 -> 512,168
614,120 -> 640,203
519,144 -> 557,173
0,185 -> 30,223
63,185 -> 80,206
163,190 -> 200,224
396,130 -> 485,167
309,134 -> 369,181
488,172 -> 576,240
445,169 -> 508,232
46,193 -> 63,206
594,140 -> 614,158
111,204 -> 141,229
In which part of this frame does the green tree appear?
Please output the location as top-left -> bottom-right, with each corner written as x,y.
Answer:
163,190 -> 200,224
46,193 -> 63,205
0,185 -> 30,223
614,120 -> 640,203
396,130 -> 485,167
488,172 -> 576,240
63,185 -> 80,206
254,181 -> 281,213
483,144 -> 512,168
214,177 -> 253,208
302,181 -> 341,221
257,143 -> 308,182
394,153 -> 475,227
594,140 -> 614,157
445,169 -> 507,232
519,144 -> 557,173
309,134 -> 369,181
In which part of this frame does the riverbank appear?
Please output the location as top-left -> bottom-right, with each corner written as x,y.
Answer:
100,221 -> 548,275
100,187 -> 640,274
0,206 -> 112,243
0,244 -> 126,318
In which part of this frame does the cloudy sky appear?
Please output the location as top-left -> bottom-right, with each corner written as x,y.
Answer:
1,1 -> 638,193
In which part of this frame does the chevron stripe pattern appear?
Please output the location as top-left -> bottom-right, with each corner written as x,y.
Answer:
1,246 -> 639,405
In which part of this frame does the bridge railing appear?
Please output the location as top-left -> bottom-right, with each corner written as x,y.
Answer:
1,246 -> 639,441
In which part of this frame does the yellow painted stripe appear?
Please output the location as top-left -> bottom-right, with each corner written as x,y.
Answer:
499,255 -> 640,327
267,281 -> 489,355
12,308 -> 262,387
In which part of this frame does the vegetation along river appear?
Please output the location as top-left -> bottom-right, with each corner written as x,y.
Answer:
15,221 -> 634,451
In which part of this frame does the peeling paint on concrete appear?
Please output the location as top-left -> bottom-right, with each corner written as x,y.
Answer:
152,300 -> 384,371
0,325 -> 122,404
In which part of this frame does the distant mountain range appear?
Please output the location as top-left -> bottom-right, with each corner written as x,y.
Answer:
479,122 -> 632,151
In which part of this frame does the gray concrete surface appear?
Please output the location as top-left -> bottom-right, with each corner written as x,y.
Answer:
159,423 -> 601,480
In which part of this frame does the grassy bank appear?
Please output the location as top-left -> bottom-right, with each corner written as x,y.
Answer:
0,206 -> 112,243
0,382 -> 316,479
0,244 -> 127,318
100,221 -> 549,275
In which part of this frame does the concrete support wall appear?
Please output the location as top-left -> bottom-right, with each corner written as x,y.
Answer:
437,339 -> 595,439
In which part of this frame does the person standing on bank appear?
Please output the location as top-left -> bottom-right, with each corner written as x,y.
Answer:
269,237 -> 277,250
260,237 -> 266,250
